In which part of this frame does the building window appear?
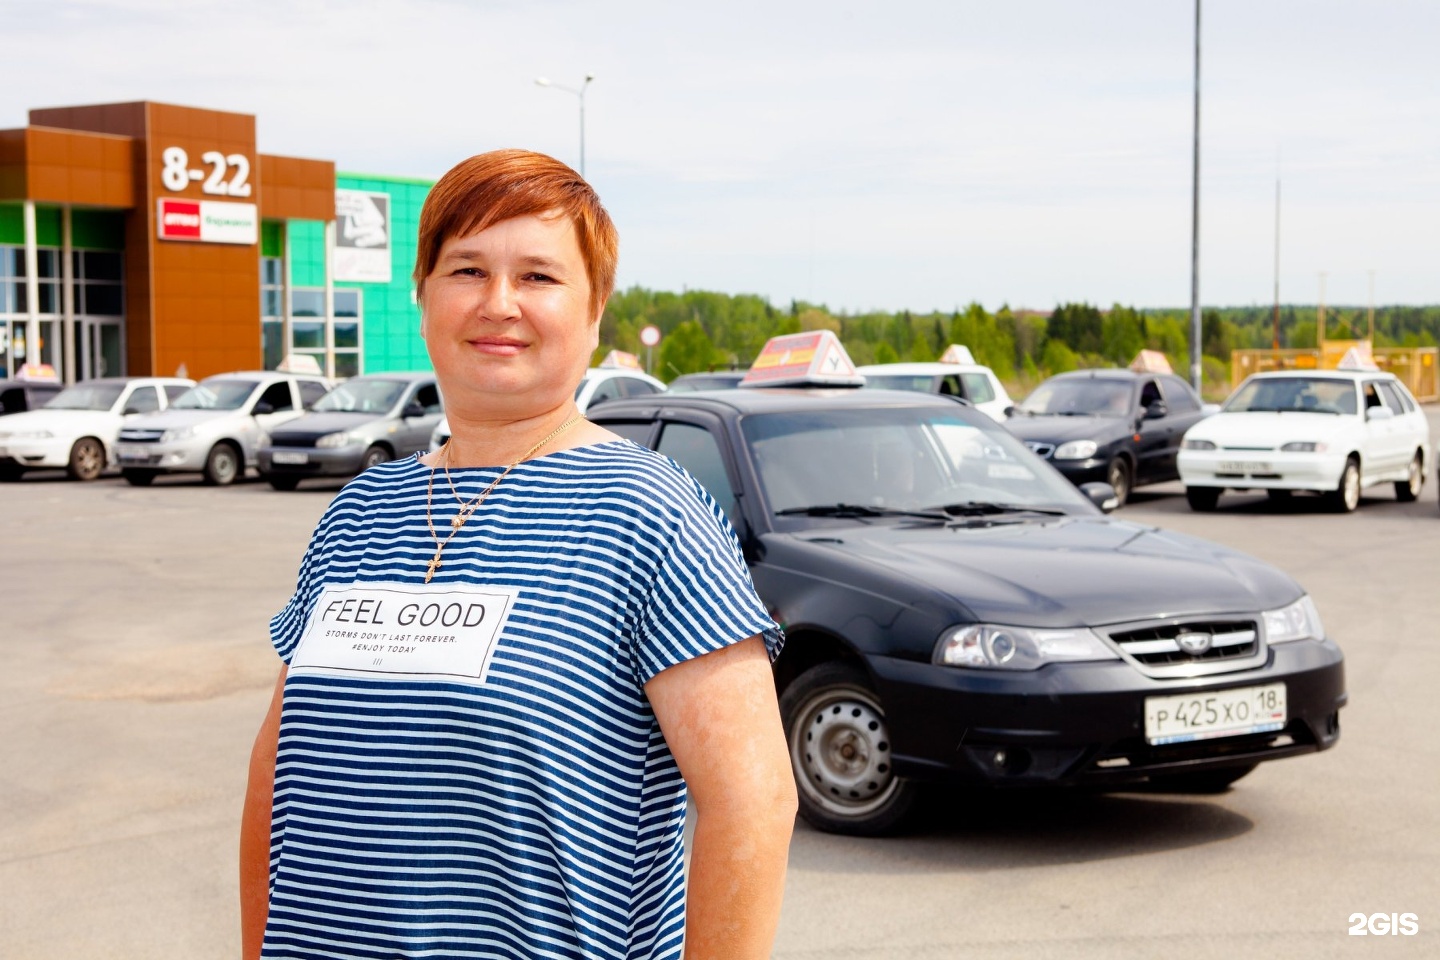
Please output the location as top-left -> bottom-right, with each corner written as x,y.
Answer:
288,287 -> 363,378
261,255 -> 284,370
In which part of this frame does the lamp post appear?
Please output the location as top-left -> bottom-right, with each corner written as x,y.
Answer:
534,74 -> 594,177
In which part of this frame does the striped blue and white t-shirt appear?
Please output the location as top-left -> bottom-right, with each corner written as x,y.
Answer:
264,440 -> 782,960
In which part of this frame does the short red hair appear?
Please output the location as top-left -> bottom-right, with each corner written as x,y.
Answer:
413,149 -> 618,316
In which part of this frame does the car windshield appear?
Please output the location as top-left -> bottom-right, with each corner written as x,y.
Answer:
861,374 -> 938,393
172,379 -> 258,411
45,382 -> 125,411
669,375 -> 742,392
1223,377 -> 1358,415
1019,378 -> 1133,416
313,379 -> 406,414
742,407 -> 1091,517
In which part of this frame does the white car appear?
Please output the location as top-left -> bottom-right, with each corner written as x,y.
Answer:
1178,370 -> 1431,513
856,361 -> 1014,422
0,377 -> 195,481
429,366 -> 667,451
116,371 -> 331,486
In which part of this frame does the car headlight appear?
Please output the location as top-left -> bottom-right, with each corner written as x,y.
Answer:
1053,440 -> 1098,460
1183,438 -> 1217,450
160,427 -> 195,442
316,431 -> 363,449
934,624 -> 1118,670
1263,595 -> 1324,643
1280,441 -> 1327,453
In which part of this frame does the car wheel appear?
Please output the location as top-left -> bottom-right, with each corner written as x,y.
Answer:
1149,762 -> 1257,794
360,444 -> 391,472
1184,486 -> 1220,512
1105,457 -> 1132,506
202,443 -> 241,486
267,475 -> 301,491
780,662 -> 920,836
66,437 -> 106,482
121,468 -> 157,487
1394,453 -> 1423,502
1326,457 -> 1361,513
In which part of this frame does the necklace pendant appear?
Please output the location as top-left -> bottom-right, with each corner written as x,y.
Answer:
450,515 -> 465,530
425,549 -> 443,583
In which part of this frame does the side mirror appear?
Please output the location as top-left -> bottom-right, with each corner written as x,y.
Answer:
1003,405 -> 1017,419
1144,401 -> 1168,420
401,402 -> 425,419
252,401 -> 275,416
1079,481 -> 1120,513
1366,406 -> 1394,422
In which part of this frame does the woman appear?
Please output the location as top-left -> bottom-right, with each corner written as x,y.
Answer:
241,150 -> 796,960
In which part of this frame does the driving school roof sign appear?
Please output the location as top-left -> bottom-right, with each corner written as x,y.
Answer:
741,330 -> 865,387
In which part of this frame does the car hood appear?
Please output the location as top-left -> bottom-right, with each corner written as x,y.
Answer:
270,411 -> 383,438
1003,414 -> 1128,444
780,516 -> 1299,628
1186,411 -> 1357,446
124,409 -> 234,429
0,408 -> 118,434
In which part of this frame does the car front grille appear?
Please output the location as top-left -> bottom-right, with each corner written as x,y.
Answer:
268,434 -> 320,448
119,429 -> 165,443
1024,441 -> 1055,458
1104,618 -> 1264,678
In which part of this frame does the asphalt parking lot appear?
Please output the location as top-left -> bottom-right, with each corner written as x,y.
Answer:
2,413 -> 1437,959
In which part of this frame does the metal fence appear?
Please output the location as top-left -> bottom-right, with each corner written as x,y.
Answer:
1230,346 -> 1438,402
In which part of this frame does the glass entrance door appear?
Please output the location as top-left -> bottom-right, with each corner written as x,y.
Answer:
83,319 -> 123,379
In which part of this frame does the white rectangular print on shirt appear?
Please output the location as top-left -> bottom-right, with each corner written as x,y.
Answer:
290,582 -> 519,685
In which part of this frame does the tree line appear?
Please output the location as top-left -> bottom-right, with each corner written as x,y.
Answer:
597,287 -> 1440,398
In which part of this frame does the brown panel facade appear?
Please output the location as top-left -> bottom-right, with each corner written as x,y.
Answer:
145,103 -> 261,378
0,129 -> 25,198
17,128 -> 133,207
259,154 -> 336,221
31,102 -> 149,140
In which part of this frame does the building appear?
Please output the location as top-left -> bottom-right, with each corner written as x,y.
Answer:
0,100 -> 433,383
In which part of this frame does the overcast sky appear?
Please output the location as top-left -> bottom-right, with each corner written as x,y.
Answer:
5,0 -> 1436,314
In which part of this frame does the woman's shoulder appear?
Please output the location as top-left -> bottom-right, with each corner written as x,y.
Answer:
544,440 -> 709,506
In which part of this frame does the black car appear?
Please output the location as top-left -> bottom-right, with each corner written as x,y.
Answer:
589,388 -> 1345,835
1005,369 -> 1210,505
0,378 -> 63,416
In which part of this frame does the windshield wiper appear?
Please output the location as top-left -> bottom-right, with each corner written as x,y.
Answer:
775,503 -> 950,522
933,501 -> 1069,518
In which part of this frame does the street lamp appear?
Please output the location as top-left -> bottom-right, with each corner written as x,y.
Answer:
534,74 -> 594,177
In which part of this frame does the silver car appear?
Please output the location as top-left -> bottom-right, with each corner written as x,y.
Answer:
258,373 -> 443,490
116,371 -> 331,486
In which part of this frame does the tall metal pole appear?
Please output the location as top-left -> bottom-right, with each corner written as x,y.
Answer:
535,75 -> 593,178
1188,0 -> 1203,392
1272,175 -> 1281,351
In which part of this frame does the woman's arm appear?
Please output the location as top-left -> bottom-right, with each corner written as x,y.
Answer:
240,665 -> 287,960
645,636 -> 797,960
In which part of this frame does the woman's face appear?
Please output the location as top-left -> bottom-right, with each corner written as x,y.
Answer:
420,212 -> 600,421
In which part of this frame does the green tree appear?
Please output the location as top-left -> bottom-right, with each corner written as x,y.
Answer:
655,320 -> 724,380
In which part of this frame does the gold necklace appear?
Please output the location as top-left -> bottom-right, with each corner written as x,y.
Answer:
424,413 -> 581,583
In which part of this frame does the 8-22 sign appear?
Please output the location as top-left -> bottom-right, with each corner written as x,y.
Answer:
160,146 -> 252,197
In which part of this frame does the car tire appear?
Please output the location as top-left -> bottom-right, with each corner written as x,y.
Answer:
1326,457 -> 1361,513
1184,486 -> 1220,512
202,443 -> 242,486
360,444 -> 391,472
1105,457 -> 1132,506
121,468 -> 157,486
267,475 -> 301,491
1149,762 -> 1257,794
780,662 -> 920,836
1394,453 -> 1423,502
66,437 -> 106,482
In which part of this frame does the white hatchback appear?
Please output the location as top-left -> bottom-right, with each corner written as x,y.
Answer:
1178,370 -> 1431,512
856,362 -> 1014,422
0,377 -> 195,481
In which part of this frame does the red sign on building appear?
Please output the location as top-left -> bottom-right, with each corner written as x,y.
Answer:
157,199 -> 202,240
